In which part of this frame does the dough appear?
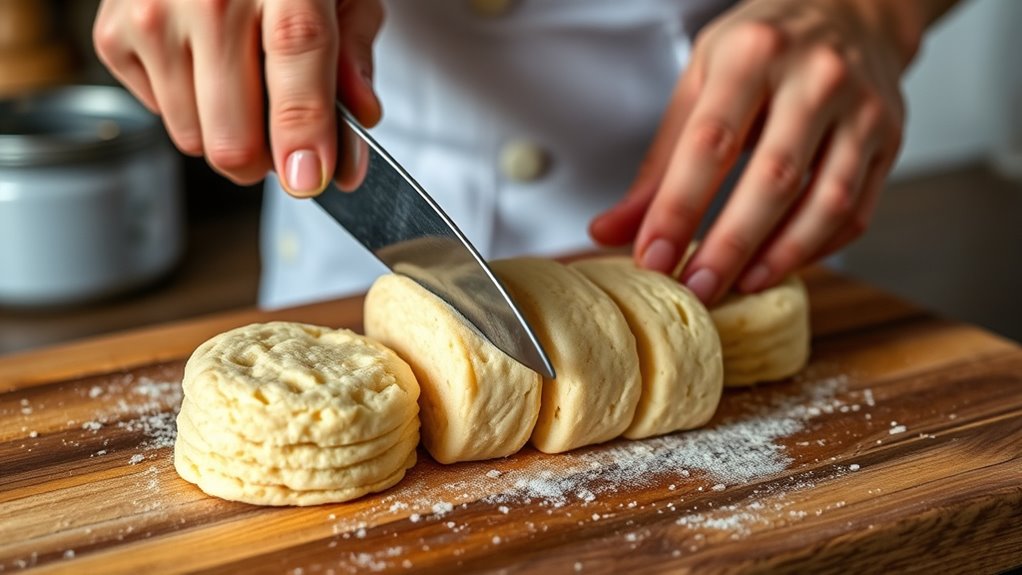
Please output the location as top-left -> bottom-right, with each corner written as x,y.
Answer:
174,322 -> 420,506
490,258 -> 641,453
177,399 -> 418,469
363,274 -> 542,464
175,449 -> 414,507
709,276 -> 811,386
181,322 -> 419,446
572,257 -> 723,438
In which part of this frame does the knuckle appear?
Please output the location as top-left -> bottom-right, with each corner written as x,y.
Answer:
755,150 -> 802,199
715,230 -> 756,261
685,118 -> 738,163
130,0 -> 166,33
268,10 -> 334,56
92,21 -> 122,60
732,21 -> 785,59
808,47 -> 849,100
820,177 -> 857,220
273,98 -> 332,129
656,195 -> 701,235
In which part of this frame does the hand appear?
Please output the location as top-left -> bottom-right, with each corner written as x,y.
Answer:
590,0 -> 954,304
93,0 -> 383,196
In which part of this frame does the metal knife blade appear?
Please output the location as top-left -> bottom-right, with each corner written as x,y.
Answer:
313,105 -> 556,379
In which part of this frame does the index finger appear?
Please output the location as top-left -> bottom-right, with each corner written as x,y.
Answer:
263,0 -> 338,197
633,25 -> 775,277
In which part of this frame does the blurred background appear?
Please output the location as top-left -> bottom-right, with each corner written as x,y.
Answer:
0,0 -> 1019,355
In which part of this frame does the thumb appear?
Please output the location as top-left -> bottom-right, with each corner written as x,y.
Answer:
336,0 -> 383,127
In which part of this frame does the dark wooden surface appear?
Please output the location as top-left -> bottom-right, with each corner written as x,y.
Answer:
1,267 -> 1020,574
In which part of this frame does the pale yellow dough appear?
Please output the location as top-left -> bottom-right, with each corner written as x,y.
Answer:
363,274 -> 542,464
709,276 -> 811,386
181,322 -> 419,446
572,257 -> 723,438
175,448 -> 415,507
490,258 -> 641,453
178,399 -> 418,470
174,321 -> 421,506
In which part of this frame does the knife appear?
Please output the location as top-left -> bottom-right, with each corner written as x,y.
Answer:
313,104 -> 556,379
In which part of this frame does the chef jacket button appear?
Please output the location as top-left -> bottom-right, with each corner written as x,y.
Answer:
277,231 -> 300,263
468,0 -> 516,18
500,140 -> 549,182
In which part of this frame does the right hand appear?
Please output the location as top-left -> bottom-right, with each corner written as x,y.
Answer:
94,0 -> 384,196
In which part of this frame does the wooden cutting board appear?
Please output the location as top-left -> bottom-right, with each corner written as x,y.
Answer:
1,267 -> 1020,574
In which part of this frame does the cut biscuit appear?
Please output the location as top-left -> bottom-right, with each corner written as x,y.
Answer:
572,257 -> 723,438
490,258 -> 641,453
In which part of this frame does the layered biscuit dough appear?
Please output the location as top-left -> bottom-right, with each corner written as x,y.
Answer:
572,257 -> 723,438
709,276 -> 811,386
174,322 -> 420,506
490,258 -> 642,453
363,274 -> 542,464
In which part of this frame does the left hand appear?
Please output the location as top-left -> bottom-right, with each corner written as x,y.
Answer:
589,0 -> 940,305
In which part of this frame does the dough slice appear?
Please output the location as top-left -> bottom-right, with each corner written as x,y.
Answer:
490,258 -> 641,453
182,322 -> 419,446
177,399 -> 418,470
710,276 -> 811,386
175,427 -> 419,491
175,449 -> 415,507
363,274 -> 542,464
572,257 -> 723,439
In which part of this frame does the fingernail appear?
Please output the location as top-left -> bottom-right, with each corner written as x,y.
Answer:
741,263 -> 770,292
285,150 -> 324,196
640,239 -> 677,273
685,268 -> 719,304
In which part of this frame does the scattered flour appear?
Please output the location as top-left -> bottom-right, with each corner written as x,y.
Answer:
889,425 -> 907,435
128,454 -> 145,465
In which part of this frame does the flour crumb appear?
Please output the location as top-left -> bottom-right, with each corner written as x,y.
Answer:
497,506 -> 510,515
863,389 -> 875,407
431,502 -> 454,516
89,386 -> 104,399
711,483 -> 726,492
574,561 -> 584,572
355,527 -> 367,539
28,431 -> 38,438
128,454 -> 145,465
486,469 -> 502,479
409,513 -> 421,523
491,535 -> 502,545
402,559 -> 413,569
62,550 -> 75,560
848,464 -> 860,471
889,425 -> 906,435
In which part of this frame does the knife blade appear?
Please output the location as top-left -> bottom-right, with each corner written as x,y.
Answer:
313,104 -> 556,379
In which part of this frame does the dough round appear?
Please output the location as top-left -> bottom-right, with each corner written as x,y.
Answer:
175,426 -> 419,490
175,448 -> 414,507
182,322 -> 419,446
490,258 -> 641,453
363,274 -> 542,464
174,322 -> 420,506
178,399 -> 418,470
572,257 -> 723,439
709,276 -> 811,386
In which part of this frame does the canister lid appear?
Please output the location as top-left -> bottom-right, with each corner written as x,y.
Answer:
0,85 -> 164,166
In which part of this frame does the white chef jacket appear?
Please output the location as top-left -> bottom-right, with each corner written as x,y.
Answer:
260,0 -> 738,309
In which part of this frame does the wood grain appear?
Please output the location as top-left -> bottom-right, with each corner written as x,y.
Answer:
0,267 -> 1019,574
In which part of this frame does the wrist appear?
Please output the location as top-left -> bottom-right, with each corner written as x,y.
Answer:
847,0 -> 959,69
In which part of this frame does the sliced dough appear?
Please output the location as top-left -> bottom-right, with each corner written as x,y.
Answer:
363,274 -> 542,464
572,257 -> 723,439
177,399 -> 418,470
490,258 -> 641,453
175,427 -> 419,491
175,448 -> 415,507
710,276 -> 810,386
181,322 -> 419,446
